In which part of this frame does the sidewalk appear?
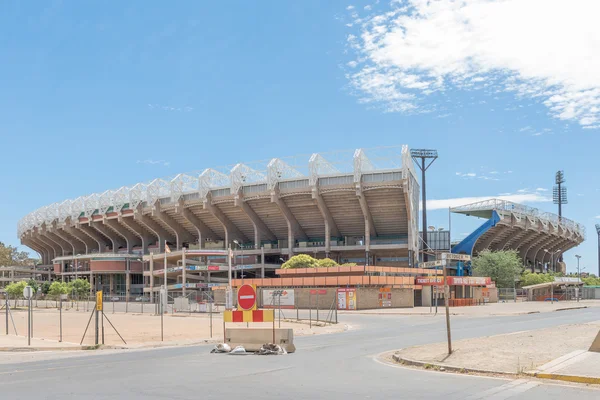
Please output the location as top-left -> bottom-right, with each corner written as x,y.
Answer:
0,335 -> 85,351
342,300 -> 598,317
391,320 -> 600,385
530,350 -> 600,384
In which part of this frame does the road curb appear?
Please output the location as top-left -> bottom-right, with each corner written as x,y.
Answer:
0,344 -> 126,352
554,306 -> 588,312
391,353 -> 517,376
392,353 -> 600,385
525,372 -> 600,385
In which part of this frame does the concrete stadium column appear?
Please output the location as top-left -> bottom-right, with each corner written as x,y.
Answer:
37,232 -> 63,258
234,193 -> 276,249
261,246 -> 265,278
91,220 -> 126,252
177,201 -> 217,249
182,249 -> 187,296
90,273 -> 95,294
78,224 -> 110,253
203,193 -> 247,248
105,218 -> 140,253
312,188 -> 340,259
356,185 -> 377,263
65,222 -> 98,254
126,273 -> 131,300
51,224 -> 82,256
134,207 -> 175,253
42,226 -> 69,257
270,189 -> 307,256
119,216 -> 153,254
149,255 -> 154,297
152,202 -> 194,250
34,234 -> 57,262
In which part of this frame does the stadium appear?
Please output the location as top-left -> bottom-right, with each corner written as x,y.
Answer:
15,145 -> 585,307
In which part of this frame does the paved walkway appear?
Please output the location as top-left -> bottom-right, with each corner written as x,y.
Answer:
532,350 -> 600,384
0,335 -> 83,350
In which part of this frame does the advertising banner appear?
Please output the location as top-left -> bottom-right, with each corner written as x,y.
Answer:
337,288 -> 357,310
262,289 -> 295,309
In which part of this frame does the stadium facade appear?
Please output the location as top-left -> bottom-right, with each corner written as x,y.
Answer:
15,146 -> 585,299
17,146 -> 419,296
451,199 -> 585,274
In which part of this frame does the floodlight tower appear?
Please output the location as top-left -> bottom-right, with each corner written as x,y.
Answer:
596,224 -> 600,277
553,171 -> 567,221
411,149 -> 438,262
553,170 -> 567,264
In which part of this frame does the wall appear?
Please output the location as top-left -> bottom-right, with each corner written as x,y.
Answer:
355,288 -> 413,309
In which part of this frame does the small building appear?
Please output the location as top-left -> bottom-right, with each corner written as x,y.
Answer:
0,265 -> 53,289
522,277 -> 583,301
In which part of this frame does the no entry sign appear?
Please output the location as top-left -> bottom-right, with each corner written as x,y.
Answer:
237,284 -> 257,311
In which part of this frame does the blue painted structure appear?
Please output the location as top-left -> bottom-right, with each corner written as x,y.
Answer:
451,210 -> 501,256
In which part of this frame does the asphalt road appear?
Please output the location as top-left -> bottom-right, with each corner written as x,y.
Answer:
1,308 -> 599,399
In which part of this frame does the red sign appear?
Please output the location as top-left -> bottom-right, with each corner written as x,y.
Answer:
310,289 -> 327,295
415,276 -> 444,285
415,276 -> 491,286
447,276 -> 491,286
237,284 -> 257,310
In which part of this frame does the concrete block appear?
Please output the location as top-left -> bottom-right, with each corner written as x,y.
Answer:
589,329 -> 600,353
225,328 -> 295,353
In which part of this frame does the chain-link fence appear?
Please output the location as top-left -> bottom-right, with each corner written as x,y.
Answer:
498,288 -> 517,302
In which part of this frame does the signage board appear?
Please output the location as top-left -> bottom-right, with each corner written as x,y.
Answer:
337,288 -> 357,310
447,276 -> 491,286
237,284 -> 257,311
96,290 -> 103,311
421,260 -> 443,268
415,276 -> 491,286
441,253 -> 471,261
262,289 -> 295,309
378,288 -> 392,307
310,289 -> 327,295
23,286 -> 33,300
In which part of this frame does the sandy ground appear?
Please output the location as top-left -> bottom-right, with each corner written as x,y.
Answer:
1,307 -> 346,349
396,321 -> 600,373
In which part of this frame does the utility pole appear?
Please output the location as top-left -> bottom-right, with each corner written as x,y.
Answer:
575,255 -> 581,302
596,224 -> 600,278
553,171 -> 567,265
411,149 -> 438,263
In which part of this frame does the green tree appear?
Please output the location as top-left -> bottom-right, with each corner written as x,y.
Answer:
48,282 -> 69,298
5,281 -> 28,306
68,278 -> 91,297
0,242 -> 39,266
520,270 -> 554,287
317,258 -> 338,268
583,276 -> 600,286
27,279 -> 39,295
472,250 -> 522,288
40,281 -> 52,295
281,254 -> 319,269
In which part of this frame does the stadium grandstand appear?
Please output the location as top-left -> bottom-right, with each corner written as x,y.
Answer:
451,199 -> 586,274
16,146 -> 420,297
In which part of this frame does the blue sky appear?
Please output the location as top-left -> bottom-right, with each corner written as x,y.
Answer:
1,1 -> 598,273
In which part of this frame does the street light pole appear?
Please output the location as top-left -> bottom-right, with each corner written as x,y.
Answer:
575,255 -> 581,302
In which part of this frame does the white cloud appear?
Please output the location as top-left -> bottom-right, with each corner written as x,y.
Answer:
346,5 -> 355,10
536,188 -> 548,192
426,193 -> 551,210
456,172 -> 476,178
137,159 -> 170,167
346,0 -> 600,127
595,215 -> 600,219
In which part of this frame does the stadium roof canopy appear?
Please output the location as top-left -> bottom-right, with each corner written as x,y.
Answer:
451,199 -> 585,272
